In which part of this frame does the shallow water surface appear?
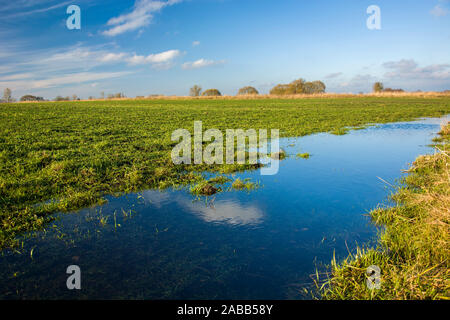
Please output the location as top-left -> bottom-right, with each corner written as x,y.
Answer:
0,117 -> 447,299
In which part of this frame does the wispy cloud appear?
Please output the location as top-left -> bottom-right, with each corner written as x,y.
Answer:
0,43 -> 186,94
33,72 -> 131,89
182,58 -> 225,70
0,71 -> 131,90
337,74 -> 378,92
102,0 -> 182,36
0,73 -> 34,81
325,72 -> 343,79
430,4 -> 449,17
99,52 -> 128,63
0,0 -> 74,19
192,41 -> 200,47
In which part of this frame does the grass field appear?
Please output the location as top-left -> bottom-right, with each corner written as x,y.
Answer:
321,123 -> 449,300
1,97 -> 450,249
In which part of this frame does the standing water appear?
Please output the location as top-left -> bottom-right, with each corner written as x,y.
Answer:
0,117 -> 447,299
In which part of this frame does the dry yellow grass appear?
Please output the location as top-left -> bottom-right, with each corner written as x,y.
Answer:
130,91 -> 450,100
13,91 -> 450,103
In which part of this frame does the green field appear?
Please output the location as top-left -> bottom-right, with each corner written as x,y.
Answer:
1,97 -> 449,249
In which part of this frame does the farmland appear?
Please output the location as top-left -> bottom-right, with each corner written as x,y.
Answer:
0,96 -> 449,249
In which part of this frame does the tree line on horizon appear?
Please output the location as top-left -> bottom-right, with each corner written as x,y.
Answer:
188,79 -> 326,97
1,80 -> 449,102
372,82 -> 405,93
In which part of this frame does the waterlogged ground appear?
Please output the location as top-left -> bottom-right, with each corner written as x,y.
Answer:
0,117 -> 447,299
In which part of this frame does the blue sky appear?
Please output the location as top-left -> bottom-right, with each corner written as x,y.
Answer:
0,0 -> 449,99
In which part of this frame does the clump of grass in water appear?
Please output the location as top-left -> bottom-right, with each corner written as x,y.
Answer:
330,127 -> 349,135
190,180 -> 219,196
270,148 -> 287,160
231,178 -> 258,191
296,152 -> 310,159
320,123 -> 450,300
208,175 -> 231,184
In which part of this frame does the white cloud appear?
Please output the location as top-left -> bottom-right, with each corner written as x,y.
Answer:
430,5 -> 449,17
383,59 -> 450,80
0,43 -> 183,97
2,44 -> 182,74
126,49 -> 181,67
102,0 -> 182,36
147,49 -> 181,63
0,43 -> 140,95
192,41 -> 200,47
182,58 -> 225,70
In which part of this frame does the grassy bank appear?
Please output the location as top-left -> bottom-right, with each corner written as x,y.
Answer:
1,97 -> 449,249
322,123 -> 449,300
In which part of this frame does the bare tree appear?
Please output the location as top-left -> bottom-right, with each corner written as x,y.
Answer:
190,85 -> 202,97
2,88 -> 13,102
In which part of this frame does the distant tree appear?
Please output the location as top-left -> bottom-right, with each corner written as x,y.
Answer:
373,82 -> 384,93
270,78 -> 323,95
72,94 -> 78,101
190,85 -> 202,97
2,88 -> 14,102
287,79 -> 306,94
270,84 -> 290,95
88,96 -> 95,100
55,96 -> 70,101
100,92 -> 105,99
313,80 -> 326,93
303,81 -> 326,94
20,95 -> 44,102
383,88 -> 404,93
237,86 -> 259,95
107,93 -> 115,99
202,89 -> 222,97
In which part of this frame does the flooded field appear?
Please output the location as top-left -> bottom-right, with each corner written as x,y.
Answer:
0,117 -> 447,299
